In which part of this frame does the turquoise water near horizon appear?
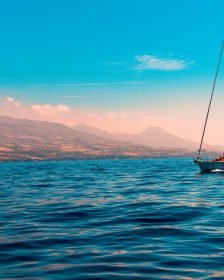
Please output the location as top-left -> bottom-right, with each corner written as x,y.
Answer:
1,158 -> 224,279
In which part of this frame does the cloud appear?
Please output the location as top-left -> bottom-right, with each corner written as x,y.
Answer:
6,96 -> 21,107
105,112 -> 128,120
0,97 -> 132,132
57,105 -> 70,112
106,112 -> 117,119
135,55 -> 194,71
6,97 -> 15,102
31,104 -> 70,115
1,97 -> 71,123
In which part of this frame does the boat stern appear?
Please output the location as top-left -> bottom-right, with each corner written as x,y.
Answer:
194,159 -> 224,173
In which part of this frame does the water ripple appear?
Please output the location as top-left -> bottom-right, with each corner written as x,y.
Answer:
1,158 -> 224,279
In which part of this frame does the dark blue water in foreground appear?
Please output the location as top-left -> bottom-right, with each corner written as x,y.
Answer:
1,158 -> 224,279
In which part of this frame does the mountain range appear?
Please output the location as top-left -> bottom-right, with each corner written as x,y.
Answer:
73,124 -> 199,150
0,115 -> 195,161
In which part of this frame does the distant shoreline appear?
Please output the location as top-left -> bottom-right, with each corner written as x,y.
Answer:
0,155 -> 194,163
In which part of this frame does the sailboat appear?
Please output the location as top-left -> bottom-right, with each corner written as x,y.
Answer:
195,41 -> 224,172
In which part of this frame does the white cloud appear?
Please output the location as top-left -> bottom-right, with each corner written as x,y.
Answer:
6,97 -> 15,102
57,105 -> 70,112
106,112 -> 117,119
1,97 -> 74,125
6,96 -> 21,107
31,104 -> 70,115
135,55 -> 194,71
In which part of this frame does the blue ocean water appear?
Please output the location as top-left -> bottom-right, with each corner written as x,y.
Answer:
1,158 -> 224,279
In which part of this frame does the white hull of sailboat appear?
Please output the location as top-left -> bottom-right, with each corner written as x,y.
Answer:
195,160 -> 224,173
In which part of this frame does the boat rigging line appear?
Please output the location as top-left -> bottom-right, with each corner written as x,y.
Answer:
197,40 -> 224,160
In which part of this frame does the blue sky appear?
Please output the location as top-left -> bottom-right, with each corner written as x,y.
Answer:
0,0 -> 223,87
1,0 -> 224,143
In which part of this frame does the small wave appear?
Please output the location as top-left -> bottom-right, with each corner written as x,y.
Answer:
1,158 -> 224,279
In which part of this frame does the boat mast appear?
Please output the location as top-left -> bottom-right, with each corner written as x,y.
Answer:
197,40 -> 224,160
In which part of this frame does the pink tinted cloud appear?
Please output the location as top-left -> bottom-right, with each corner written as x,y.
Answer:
31,104 -> 70,115
6,97 -> 22,107
106,112 -> 117,119
0,97 -> 72,124
0,97 -> 147,133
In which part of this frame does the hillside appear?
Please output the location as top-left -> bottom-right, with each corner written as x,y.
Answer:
73,124 -> 199,150
0,116 -> 193,161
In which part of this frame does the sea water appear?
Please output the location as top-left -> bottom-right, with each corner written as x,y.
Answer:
1,158 -> 224,279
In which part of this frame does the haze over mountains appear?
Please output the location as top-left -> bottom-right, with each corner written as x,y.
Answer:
0,115 -> 194,161
73,124 -> 199,150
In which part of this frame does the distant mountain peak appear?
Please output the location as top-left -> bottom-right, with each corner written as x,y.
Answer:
73,123 -> 198,150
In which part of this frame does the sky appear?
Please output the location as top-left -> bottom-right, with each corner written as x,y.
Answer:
1,0 -> 224,144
